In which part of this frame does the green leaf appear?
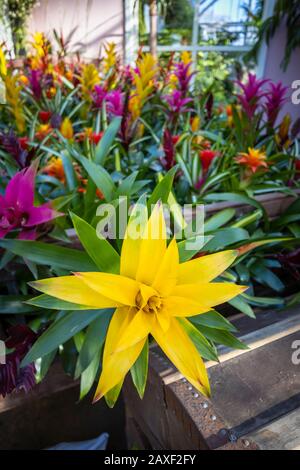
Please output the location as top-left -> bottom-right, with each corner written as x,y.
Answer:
0,239 -> 97,272
194,324 -> 248,350
80,354 -> 100,400
36,349 -> 57,383
22,309 -> 112,366
61,151 -> 77,191
178,319 -> 219,362
147,166 -> 178,209
27,294 -> 93,310
71,212 -> 120,273
130,339 -> 149,399
228,296 -> 255,318
75,313 -> 112,377
242,293 -> 284,307
0,295 -> 39,314
105,381 -> 123,408
176,154 -> 193,186
250,263 -> 285,292
115,172 -> 138,197
75,154 -> 115,201
177,236 -> 212,262
204,209 -> 236,231
95,117 -> 121,165
204,228 -> 249,251
190,310 -> 237,332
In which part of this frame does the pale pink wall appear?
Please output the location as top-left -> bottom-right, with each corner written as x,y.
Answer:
27,0 -> 124,59
264,23 -> 300,123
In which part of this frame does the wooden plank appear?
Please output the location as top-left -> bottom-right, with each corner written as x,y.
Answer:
204,191 -> 300,219
206,309 -> 300,367
208,332 -> 300,437
124,349 -> 258,450
245,408 -> 300,450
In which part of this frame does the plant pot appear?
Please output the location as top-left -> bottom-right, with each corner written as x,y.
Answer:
204,190 -> 300,218
0,362 -> 126,450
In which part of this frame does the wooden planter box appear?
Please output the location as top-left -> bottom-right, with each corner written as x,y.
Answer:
0,362 -> 126,450
123,305 -> 300,450
204,190 -> 300,218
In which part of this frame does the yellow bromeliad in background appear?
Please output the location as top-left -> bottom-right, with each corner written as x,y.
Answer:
129,53 -> 158,121
30,204 -> 245,402
0,47 -> 25,132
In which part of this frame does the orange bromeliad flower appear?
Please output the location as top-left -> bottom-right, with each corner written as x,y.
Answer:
76,128 -> 103,145
77,178 -> 104,200
43,157 -> 65,183
35,123 -> 52,141
236,148 -> 268,174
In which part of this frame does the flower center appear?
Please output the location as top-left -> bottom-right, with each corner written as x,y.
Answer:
135,290 -> 162,314
0,207 -> 29,230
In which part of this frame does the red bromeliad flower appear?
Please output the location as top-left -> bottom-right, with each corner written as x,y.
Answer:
0,131 -> 33,168
76,128 -> 103,145
295,160 -> 300,176
90,131 -> 103,145
199,149 -> 219,172
18,136 -> 29,150
236,73 -> 269,119
236,147 -> 268,174
0,325 -> 37,398
0,163 -> 61,239
38,110 -> 52,123
161,129 -> 180,170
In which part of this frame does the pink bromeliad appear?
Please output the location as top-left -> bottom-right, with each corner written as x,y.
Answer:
0,163 -> 61,239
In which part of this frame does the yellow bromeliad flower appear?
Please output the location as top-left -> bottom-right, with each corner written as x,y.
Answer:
103,42 -> 118,75
30,204 -> 245,402
181,50 -> 192,65
32,32 -> 50,58
60,117 -> 74,140
0,46 -> 7,78
5,74 -> 25,133
130,53 -> 158,119
191,115 -> 200,133
80,63 -> 100,103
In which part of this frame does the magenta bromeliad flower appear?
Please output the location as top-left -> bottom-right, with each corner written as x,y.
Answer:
106,89 -> 124,117
0,163 -> 61,239
92,84 -> 107,109
236,73 -> 269,119
173,61 -> 193,95
28,69 -> 43,100
164,90 -> 193,118
0,325 -> 37,398
265,82 -> 288,127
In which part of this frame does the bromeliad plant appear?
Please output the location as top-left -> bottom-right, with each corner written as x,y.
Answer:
23,198 -> 245,403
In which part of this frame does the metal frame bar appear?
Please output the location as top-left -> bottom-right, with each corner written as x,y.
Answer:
256,0 -> 276,77
142,44 -> 251,53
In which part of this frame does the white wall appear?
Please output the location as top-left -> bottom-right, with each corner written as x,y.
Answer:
27,0 -> 124,59
263,23 -> 300,123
